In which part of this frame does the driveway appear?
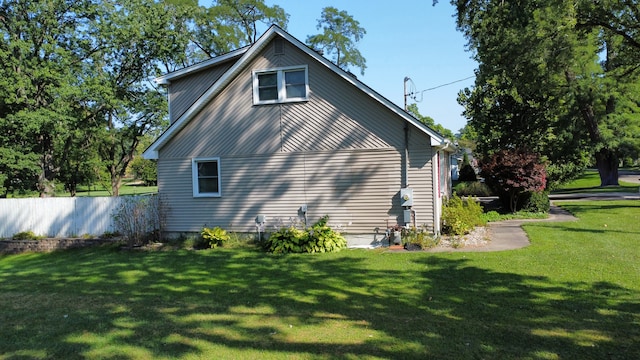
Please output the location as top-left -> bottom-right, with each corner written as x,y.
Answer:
619,170 -> 640,184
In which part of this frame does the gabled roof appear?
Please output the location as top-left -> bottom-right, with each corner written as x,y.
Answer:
154,46 -> 249,85
143,25 -> 451,159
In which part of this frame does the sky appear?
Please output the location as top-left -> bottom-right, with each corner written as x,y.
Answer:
263,0 -> 478,133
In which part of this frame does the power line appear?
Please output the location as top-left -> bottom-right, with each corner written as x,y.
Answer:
404,75 -> 475,105
421,75 -> 475,92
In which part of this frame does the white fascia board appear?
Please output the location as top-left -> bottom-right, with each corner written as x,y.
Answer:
154,46 -> 249,85
142,148 -> 158,160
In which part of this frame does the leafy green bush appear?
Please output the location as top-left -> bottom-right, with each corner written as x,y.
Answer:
264,226 -> 308,254
264,216 -> 346,254
441,195 -> 486,236
520,191 -> 550,213
12,231 -> 45,240
453,181 -> 493,196
304,215 -> 347,253
402,226 -> 439,249
481,210 -> 502,223
201,226 -> 230,248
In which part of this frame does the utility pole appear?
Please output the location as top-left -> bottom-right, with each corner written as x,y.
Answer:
403,76 -> 410,110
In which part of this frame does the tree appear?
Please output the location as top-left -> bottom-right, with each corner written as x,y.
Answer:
128,135 -> 158,186
129,157 -> 157,186
0,0 -> 101,197
81,0 -> 187,196
180,0 -> 288,65
451,0 -> 640,187
215,0 -> 288,44
458,152 -> 477,182
306,7 -> 367,75
0,0 -> 290,197
406,103 -> 454,138
480,148 -> 547,213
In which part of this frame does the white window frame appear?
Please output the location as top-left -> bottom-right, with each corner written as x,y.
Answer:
192,157 -> 221,198
252,65 -> 309,105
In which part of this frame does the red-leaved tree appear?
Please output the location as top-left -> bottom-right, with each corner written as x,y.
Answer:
481,149 -> 547,212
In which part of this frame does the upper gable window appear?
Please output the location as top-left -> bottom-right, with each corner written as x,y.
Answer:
252,65 -> 308,105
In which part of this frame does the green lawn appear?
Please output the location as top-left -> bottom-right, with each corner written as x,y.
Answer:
553,170 -> 639,193
59,181 -> 157,197
1,201 -> 639,359
5,181 -> 157,198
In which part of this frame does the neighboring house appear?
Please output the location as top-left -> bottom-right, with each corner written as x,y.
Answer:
143,25 -> 455,247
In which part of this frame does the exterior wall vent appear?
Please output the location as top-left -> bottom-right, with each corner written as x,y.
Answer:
274,38 -> 285,55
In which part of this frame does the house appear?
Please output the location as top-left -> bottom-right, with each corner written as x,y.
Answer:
143,25 -> 455,247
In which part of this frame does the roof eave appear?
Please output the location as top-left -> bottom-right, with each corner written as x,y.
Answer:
146,25 -> 450,157
154,46 -> 250,85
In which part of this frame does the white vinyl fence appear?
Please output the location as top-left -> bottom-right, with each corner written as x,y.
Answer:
0,196 -> 154,238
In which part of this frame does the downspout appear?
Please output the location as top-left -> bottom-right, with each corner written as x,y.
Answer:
404,122 -> 409,188
432,140 -> 453,235
403,77 -> 410,188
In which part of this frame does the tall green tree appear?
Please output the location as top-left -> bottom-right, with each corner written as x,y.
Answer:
0,0 -> 100,196
451,0 -> 640,186
184,0 -> 288,64
89,0 -> 183,196
406,103 -> 454,139
0,0 -> 289,197
306,6 -> 367,75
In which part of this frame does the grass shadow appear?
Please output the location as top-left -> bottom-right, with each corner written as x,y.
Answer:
1,246 -> 639,359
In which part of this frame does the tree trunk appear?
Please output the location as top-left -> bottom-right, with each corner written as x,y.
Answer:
37,135 -> 58,197
111,171 -> 121,197
596,148 -> 619,186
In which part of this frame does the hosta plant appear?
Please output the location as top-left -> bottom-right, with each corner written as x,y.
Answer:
201,226 -> 230,248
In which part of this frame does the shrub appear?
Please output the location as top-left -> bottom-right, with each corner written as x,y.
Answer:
441,194 -> 486,236
129,157 -> 157,186
481,210 -> 502,223
481,148 -> 547,213
458,164 -> 478,182
304,215 -> 347,253
402,226 -> 439,249
264,215 -> 346,254
201,226 -> 230,248
458,153 -> 477,182
264,225 -> 308,254
520,190 -> 550,213
101,231 -> 121,239
112,195 -> 165,247
453,181 -> 493,196
12,231 -> 44,240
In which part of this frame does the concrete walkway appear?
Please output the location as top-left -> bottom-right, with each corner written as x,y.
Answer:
477,204 -> 577,252
429,191 -> 639,253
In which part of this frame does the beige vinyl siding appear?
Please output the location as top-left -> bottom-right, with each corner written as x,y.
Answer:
158,148 -> 402,233
407,127 -> 436,231
161,67 -> 281,158
158,36 -> 438,235
162,38 -> 401,158
168,60 -> 235,122
279,40 -> 403,152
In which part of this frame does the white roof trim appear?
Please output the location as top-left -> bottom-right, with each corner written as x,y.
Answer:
155,46 -> 249,85
144,25 -> 448,159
